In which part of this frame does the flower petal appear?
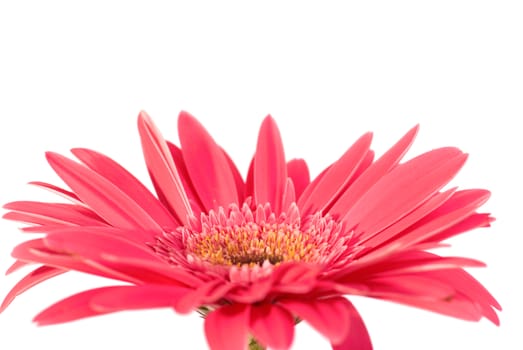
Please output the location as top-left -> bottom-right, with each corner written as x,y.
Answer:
360,188 -> 457,247
298,132 -> 372,215
281,178 -> 296,211
46,152 -> 162,235
178,111 -> 239,210
71,148 -> 178,229
329,125 -> 419,217
5,260 -> 30,274
348,149 -> 375,187
254,115 -> 287,213
4,201 -> 106,226
287,159 -> 310,200
249,303 -> 294,350
90,285 -> 192,313
33,285 -> 190,325
331,300 -> 372,350
342,147 -> 467,236
33,288 -> 112,325
386,190 -> 490,250
271,262 -> 320,294
43,227 -> 164,263
279,296 -> 351,345
423,213 -> 493,244
138,111 -> 192,224
221,146 -> 245,203
205,304 -> 250,350
0,266 -> 65,313
166,142 -> 205,212
28,181 -> 82,204
3,211 -> 79,228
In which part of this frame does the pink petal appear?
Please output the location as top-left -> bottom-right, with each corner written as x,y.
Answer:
221,146 -> 245,203
271,262 -> 320,294
176,280 -> 235,313
254,115 -> 287,213
178,111 -> 239,210
423,213 -> 493,244
331,300 -> 372,350
387,293 -> 483,322
281,178 -> 296,211
387,190 -> 490,250
358,275 -> 456,300
227,277 -> 274,304
4,201 -> 107,226
0,266 -> 65,313
138,111 -> 192,224
28,181 -> 82,204
113,257 -> 201,289
297,164 -> 332,209
43,228 -> 164,263
20,225 -> 86,233
166,142 -> 205,212
11,238 -> 149,284
3,211 -> 79,227
249,303 -> 294,350
360,188 -> 457,247
378,267 -> 501,325
279,296 -> 351,345
426,268 -> 501,311
245,156 -> 255,199
408,189 -> 491,231
33,288 -> 113,325
71,148 -> 178,229
89,285 -> 192,313
298,132 -> 373,215
342,147 -> 467,236
6,260 -> 30,274
13,234 -> 201,287
287,159 -> 310,200
329,125 -> 419,217
46,152 -> 162,235
205,304 -> 250,350
33,285 -> 189,325
347,149 -> 375,187
341,250 -> 485,280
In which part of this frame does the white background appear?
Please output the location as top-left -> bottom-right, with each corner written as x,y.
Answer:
0,1 -> 521,349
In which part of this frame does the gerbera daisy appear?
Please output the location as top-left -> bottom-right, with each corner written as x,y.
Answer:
1,111 -> 500,350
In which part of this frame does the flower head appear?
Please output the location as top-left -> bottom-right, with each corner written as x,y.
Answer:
1,111 -> 500,350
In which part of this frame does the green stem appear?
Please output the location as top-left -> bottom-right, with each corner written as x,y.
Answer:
248,337 -> 265,350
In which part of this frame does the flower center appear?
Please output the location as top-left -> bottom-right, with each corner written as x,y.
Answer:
186,220 -> 318,267
152,202 -> 358,277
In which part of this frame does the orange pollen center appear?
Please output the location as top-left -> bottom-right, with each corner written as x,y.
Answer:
187,223 -> 318,267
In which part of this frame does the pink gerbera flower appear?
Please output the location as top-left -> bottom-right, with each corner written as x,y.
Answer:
1,111 -> 500,349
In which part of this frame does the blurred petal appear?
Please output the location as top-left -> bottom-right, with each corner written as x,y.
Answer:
34,285 -> 191,325
331,300 -> 372,350
0,266 -> 65,313
205,304 -> 250,350
250,303 -> 294,350
279,296 -> 351,345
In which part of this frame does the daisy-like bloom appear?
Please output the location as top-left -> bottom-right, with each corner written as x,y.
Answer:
1,111 -> 500,350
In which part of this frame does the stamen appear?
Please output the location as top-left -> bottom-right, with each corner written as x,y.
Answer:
151,202 -> 359,276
